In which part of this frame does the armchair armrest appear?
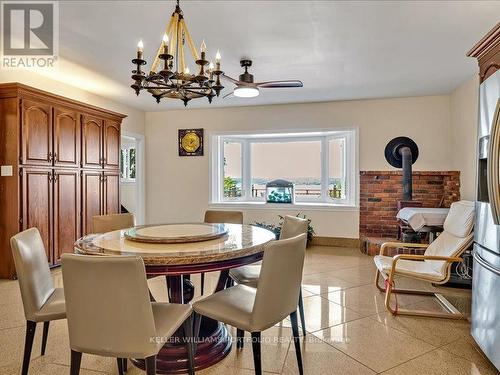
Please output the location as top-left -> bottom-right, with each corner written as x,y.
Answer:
379,241 -> 428,256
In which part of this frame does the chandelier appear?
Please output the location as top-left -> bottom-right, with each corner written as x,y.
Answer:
130,0 -> 224,106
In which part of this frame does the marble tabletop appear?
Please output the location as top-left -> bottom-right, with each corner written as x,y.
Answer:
74,223 -> 276,266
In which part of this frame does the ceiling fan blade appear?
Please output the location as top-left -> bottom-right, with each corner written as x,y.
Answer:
221,74 -> 243,85
256,80 -> 303,88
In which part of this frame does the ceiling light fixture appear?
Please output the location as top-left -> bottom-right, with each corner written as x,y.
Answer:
130,0 -> 224,106
233,86 -> 259,98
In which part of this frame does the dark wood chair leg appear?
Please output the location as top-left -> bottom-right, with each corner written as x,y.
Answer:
290,310 -> 304,375
193,312 -> 202,340
298,290 -> 306,336
117,358 -> 124,375
41,321 -> 50,356
145,355 -> 156,375
21,321 -> 36,375
200,272 -> 205,295
251,332 -> 262,375
236,329 -> 245,349
123,358 -> 127,372
182,315 -> 195,375
70,350 -> 82,375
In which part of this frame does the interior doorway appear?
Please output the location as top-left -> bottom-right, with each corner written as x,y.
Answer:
120,132 -> 145,224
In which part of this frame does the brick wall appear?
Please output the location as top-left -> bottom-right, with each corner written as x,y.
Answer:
359,171 -> 460,238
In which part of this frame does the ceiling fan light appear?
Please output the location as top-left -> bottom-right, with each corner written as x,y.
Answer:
234,86 -> 259,98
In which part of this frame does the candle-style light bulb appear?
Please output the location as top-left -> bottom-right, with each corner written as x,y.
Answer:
200,40 -> 206,54
215,50 -> 221,71
208,62 -> 214,71
162,33 -> 169,55
137,40 -> 144,59
184,67 -> 190,75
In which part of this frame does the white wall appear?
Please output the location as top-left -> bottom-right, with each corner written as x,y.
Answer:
146,95 -> 453,238
450,76 -> 479,201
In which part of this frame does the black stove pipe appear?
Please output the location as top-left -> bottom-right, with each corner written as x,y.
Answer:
400,146 -> 413,201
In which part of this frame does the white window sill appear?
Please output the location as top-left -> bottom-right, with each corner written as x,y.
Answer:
208,201 -> 359,212
120,180 -> 136,185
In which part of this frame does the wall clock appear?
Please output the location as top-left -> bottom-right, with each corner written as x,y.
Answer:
178,128 -> 204,156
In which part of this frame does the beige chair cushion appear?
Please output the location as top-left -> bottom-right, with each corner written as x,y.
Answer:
92,213 -> 135,233
374,255 -> 446,282
193,284 -> 257,331
62,254 -> 191,358
204,210 -> 243,224
229,215 -> 308,286
195,234 -> 307,332
32,288 -> 66,321
229,265 -> 260,287
10,228 -> 66,322
151,303 -> 193,347
443,200 -> 475,238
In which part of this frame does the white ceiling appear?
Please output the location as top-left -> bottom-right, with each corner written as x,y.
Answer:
57,1 -> 500,111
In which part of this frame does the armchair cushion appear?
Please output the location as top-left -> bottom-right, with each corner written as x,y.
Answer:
374,255 -> 445,281
443,201 -> 475,238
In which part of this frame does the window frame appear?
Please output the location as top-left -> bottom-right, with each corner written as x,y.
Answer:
120,146 -> 137,183
210,129 -> 358,208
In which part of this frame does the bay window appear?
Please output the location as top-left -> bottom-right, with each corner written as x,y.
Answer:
210,129 -> 357,207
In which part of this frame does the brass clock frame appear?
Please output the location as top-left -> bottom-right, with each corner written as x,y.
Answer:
178,128 -> 204,156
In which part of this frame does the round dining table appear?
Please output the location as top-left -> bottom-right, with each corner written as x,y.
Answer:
74,223 -> 276,374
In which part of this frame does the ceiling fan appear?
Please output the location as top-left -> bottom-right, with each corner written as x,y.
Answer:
222,59 -> 303,98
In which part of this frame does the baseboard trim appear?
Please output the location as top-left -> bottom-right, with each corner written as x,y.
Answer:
310,236 -> 360,248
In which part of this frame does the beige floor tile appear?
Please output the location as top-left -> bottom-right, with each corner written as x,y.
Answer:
282,336 -> 375,374
327,265 -> 378,287
324,285 -> 426,317
370,309 -> 471,346
0,286 -> 22,306
441,337 -> 497,370
299,295 -> 363,332
313,317 -> 435,373
232,326 -> 292,374
0,303 -> 27,330
301,274 -> 356,295
380,348 -> 498,375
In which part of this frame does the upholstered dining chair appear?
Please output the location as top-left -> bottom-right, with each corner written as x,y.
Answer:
193,234 -> 307,375
92,213 -> 135,233
201,210 -> 243,295
374,200 -> 475,319
229,215 -> 309,336
61,254 -> 195,375
10,228 -> 66,375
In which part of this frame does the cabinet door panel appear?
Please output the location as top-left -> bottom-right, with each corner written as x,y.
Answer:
104,120 -> 120,169
104,172 -> 120,215
82,171 -> 103,235
21,168 -> 53,263
82,115 -> 103,169
54,107 -> 80,167
53,170 -> 80,263
21,100 -> 52,166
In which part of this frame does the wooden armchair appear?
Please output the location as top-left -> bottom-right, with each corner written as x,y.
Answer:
374,201 -> 475,319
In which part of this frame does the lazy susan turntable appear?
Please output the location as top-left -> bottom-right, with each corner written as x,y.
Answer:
124,223 -> 229,244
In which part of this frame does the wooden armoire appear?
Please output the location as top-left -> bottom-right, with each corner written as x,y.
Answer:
0,83 -> 126,279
